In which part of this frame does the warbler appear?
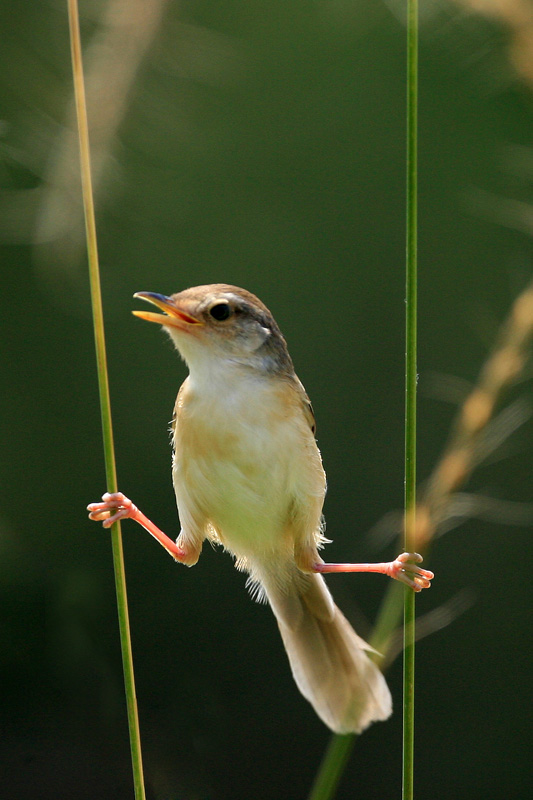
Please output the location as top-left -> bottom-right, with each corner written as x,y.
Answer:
88,284 -> 432,733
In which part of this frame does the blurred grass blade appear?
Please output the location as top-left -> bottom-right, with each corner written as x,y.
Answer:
307,734 -> 355,800
67,2 -> 146,798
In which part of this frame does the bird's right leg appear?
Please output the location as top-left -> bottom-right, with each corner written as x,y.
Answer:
314,552 -> 433,591
87,492 -> 201,565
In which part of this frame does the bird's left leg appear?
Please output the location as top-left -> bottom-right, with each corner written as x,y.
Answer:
314,552 -> 433,592
87,492 -> 200,565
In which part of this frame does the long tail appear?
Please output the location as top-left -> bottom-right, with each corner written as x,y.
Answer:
259,568 -> 392,734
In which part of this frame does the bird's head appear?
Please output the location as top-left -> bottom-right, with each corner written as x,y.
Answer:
133,284 -> 293,377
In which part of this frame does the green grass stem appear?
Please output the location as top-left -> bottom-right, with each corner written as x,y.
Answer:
67,2 -> 146,797
403,0 -> 419,795
308,3 -> 419,797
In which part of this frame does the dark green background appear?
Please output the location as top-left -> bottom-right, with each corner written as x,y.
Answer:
1,1 -> 531,798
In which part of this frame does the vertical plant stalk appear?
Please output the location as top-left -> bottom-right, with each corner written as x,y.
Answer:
404,0 -> 419,795
67,2 -> 146,798
309,5 -> 419,798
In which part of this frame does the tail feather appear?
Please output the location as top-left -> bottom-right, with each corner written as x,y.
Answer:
261,570 -> 392,734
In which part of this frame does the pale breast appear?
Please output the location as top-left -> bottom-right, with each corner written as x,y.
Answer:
172,373 -> 326,561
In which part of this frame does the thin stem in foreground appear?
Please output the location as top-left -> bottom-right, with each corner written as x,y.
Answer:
403,0 -> 419,796
308,2 -> 420,796
67,2 -> 146,798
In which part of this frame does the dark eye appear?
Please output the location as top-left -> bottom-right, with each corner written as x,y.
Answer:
209,302 -> 231,321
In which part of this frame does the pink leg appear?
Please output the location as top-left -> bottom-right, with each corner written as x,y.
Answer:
314,552 -> 433,592
87,492 -> 187,563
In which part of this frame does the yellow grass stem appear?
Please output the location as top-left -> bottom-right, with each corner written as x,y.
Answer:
67,2 -> 146,797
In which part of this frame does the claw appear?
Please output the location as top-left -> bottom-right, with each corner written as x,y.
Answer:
388,552 -> 434,592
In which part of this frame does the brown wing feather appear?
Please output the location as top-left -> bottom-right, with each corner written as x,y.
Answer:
292,375 -> 317,435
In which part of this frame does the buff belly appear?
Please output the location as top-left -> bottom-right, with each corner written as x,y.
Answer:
172,377 -> 325,563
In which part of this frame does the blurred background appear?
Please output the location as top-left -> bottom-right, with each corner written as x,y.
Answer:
1,1 -> 532,798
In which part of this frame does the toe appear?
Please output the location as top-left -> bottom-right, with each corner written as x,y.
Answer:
88,509 -> 110,521
398,552 -> 423,564
395,570 -> 420,591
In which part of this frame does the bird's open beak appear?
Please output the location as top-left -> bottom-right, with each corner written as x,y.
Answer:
132,292 -> 203,329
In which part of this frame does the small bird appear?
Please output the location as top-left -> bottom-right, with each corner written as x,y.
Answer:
88,284 -> 432,734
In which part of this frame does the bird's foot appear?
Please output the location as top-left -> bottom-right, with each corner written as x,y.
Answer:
385,552 -> 433,592
87,491 -> 188,562
88,492 -> 139,528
